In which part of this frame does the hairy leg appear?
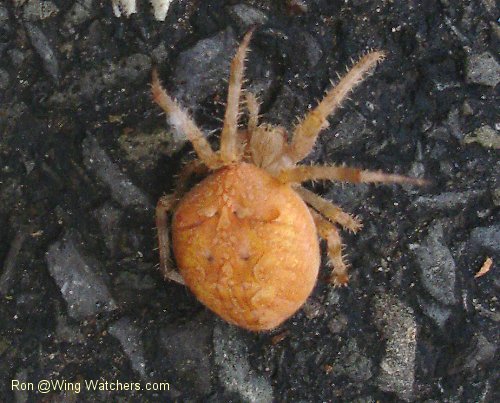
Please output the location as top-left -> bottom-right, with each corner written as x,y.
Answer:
156,160 -> 208,285
310,210 -> 350,286
172,159 -> 209,198
151,69 -> 220,169
156,195 -> 185,285
278,165 -> 428,186
246,92 -> 260,133
295,185 -> 362,233
287,51 -> 386,163
220,29 -> 254,164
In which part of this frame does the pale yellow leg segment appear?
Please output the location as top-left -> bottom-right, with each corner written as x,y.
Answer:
151,69 -> 221,170
220,29 -> 254,164
246,92 -> 260,133
155,160 -> 208,285
278,165 -> 428,186
287,51 -> 386,163
156,195 -> 185,285
295,185 -> 362,233
310,210 -> 350,286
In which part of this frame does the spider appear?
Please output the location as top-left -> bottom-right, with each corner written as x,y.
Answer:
151,29 -> 426,331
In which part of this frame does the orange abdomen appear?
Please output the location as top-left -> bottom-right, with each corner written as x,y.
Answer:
172,163 -> 320,331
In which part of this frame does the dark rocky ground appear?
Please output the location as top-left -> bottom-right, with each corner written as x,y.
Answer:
0,0 -> 499,401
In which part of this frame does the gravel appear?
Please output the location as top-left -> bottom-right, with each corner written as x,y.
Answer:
414,222 -> 458,306
470,224 -> 500,253
464,125 -> 500,149
82,136 -> 153,210
45,232 -> 118,320
22,0 -> 59,21
0,1 -> 498,401
466,51 -> 500,87
25,22 -> 59,82
0,68 -> 9,90
171,28 -> 238,108
332,339 -> 374,382
413,189 -> 486,211
62,0 -> 95,32
374,294 -> 417,401
417,296 -> 452,329
228,4 -> 269,28
157,314 -> 214,397
108,317 -> 148,379
214,323 -> 273,403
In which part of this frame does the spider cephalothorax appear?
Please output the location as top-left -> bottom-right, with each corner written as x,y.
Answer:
151,30 -> 426,331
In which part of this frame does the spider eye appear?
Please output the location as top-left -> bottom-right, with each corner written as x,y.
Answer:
199,206 -> 218,218
239,251 -> 251,261
202,250 -> 214,263
234,207 -> 252,219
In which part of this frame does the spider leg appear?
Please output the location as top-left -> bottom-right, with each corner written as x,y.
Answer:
151,69 -> 221,169
220,29 -> 254,164
278,165 -> 428,186
246,91 -> 260,133
310,209 -> 350,286
156,160 -> 209,285
157,195 -> 185,285
172,159 -> 209,197
286,51 -> 386,164
295,185 -> 362,233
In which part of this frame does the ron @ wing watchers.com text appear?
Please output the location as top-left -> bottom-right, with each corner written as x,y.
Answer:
11,378 -> 170,394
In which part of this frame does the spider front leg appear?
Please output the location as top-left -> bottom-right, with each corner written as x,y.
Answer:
310,210 -> 350,286
151,69 -> 221,169
219,29 -> 254,164
286,51 -> 386,164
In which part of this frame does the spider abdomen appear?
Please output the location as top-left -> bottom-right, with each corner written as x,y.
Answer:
172,163 -> 320,331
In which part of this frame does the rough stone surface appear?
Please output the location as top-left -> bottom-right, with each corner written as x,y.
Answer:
25,22 -> 59,82
112,0 -> 136,18
1,1 -> 498,401
0,68 -> 9,90
464,125 -> 500,149
229,4 -> 269,28
49,53 -> 151,104
418,296 -> 452,329
108,317 -> 147,379
63,0 -> 95,31
466,52 -> 500,87
0,228 -> 28,295
22,0 -> 59,21
374,294 -> 417,401
456,333 -> 497,372
118,128 -> 181,170
45,233 -> 118,320
332,339 -> 374,382
214,323 -> 273,403
158,314 -> 214,396
94,203 -> 123,256
323,111 -> 377,153
171,28 -> 237,107
82,136 -> 152,210
470,224 -> 500,253
413,190 -> 486,211
327,313 -> 348,334
414,222 -> 458,306
0,4 -> 8,21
